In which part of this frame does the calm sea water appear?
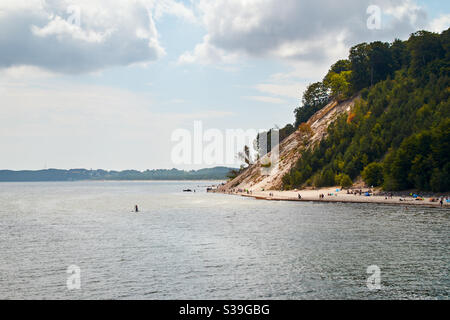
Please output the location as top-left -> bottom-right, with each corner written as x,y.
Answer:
0,181 -> 448,299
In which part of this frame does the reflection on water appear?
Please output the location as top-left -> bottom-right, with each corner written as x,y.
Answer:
0,181 -> 448,299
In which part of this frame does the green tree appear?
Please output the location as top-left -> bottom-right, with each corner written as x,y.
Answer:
408,30 -> 444,75
368,41 -> 393,85
362,162 -> 384,187
349,43 -> 371,91
328,59 -> 351,74
339,174 -> 353,188
302,82 -> 329,107
294,82 -> 330,127
314,168 -> 336,187
325,70 -> 352,101
391,38 -> 410,70
323,59 -> 351,84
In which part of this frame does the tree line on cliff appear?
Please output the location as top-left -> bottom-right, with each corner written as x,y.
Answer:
281,28 -> 449,192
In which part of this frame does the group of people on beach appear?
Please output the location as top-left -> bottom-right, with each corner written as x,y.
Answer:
428,196 -> 447,207
227,187 -> 448,208
229,188 -> 255,195
346,189 -> 373,196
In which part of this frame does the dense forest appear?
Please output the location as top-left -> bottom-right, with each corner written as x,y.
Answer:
0,167 -> 233,182
282,29 -> 449,192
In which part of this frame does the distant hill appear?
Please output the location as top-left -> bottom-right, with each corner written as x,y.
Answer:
0,167 -> 234,182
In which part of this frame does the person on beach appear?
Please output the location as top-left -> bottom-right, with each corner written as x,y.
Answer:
440,198 -> 443,207
298,194 -> 302,199
134,205 -> 139,213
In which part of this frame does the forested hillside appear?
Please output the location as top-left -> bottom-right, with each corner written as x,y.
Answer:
283,29 -> 449,192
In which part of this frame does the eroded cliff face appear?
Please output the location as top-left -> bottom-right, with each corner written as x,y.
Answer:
218,97 -> 359,192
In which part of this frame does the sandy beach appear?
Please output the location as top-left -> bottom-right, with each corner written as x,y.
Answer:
218,187 -> 450,209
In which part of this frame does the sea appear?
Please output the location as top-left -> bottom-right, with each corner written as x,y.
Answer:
0,181 -> 448,299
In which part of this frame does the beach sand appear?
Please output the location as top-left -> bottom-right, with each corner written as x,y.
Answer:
219,187 -> 449,208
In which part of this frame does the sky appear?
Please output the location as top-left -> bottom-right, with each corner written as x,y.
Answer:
0,0 -> 449,170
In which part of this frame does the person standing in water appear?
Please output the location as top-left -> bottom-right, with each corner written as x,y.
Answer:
134,205 -> 139,213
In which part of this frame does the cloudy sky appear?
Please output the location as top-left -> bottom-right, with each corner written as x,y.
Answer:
0,0 -> 449,170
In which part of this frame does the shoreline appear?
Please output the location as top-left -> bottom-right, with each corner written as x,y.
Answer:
0,179 -> 227,183
214,188 -> 450,209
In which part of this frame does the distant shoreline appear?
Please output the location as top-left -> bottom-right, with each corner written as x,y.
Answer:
0,167 -> 235,182
214,188 -> 450,209
0,179 -> 226,183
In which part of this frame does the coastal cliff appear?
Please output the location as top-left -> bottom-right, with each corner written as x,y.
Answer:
219,97 -> 359,192
220,28 -> 450,194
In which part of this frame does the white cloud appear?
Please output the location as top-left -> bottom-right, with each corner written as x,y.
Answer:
0,0 -> 194,73
151,0 -> 197,23
0,65 -> 55,80
178,35 -> 241,65
176,0 -> 433,107
383,0 -> 424,25
428,14 -> 450,33
180,0 -> 428,65
31,15 -> 113,43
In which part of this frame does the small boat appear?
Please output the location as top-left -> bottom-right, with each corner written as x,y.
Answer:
254,196 -> 267,200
